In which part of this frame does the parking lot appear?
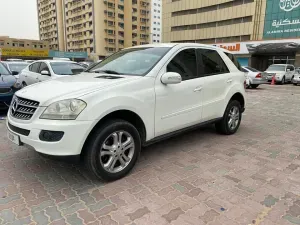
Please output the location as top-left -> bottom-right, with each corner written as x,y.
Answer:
0,84 -> 300,225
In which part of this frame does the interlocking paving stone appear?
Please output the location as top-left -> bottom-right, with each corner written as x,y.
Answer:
1,84 -> 300,225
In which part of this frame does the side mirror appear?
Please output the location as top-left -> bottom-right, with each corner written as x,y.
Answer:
287,69 -> 291,72
11,71 -> 19,75
161,72 -> 182,85
41,70 -> 50,76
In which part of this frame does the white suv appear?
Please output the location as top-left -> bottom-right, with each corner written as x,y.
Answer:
7,44 -> 246,181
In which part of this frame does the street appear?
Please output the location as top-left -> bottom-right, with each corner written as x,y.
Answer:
1,84 -> 300,225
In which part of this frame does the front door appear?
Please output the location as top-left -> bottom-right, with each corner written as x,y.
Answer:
37,62 -> 51,82
154,48 -> 204,137
27,62 -> 41,85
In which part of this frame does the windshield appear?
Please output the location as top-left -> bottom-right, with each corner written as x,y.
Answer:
266,65 -> 286,71
0,63 -> 11,75
8,63 -> 28,73
50,62 -> 85,75
245,66 -> 259,72
90,47 -> 171,76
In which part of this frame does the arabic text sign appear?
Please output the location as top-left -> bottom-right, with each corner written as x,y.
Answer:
263,0 -> 300,38
1,48 -> 48,57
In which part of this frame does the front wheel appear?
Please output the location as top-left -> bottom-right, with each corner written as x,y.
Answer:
293,83 -> 298,86
84,119 -> 141,181
281,76 -> 285,85
215,100 -> 242,135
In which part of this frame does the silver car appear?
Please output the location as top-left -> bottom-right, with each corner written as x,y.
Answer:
242,66 -> 268,89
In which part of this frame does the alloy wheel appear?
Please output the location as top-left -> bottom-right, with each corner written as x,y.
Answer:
228,106 -> 240,130
99,131 -> 135,173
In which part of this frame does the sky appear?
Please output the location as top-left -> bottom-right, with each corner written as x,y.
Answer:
0,0 -> 39,40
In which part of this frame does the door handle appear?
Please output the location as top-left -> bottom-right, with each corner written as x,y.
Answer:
227,79 -> 233,83
194,87 -> 202,92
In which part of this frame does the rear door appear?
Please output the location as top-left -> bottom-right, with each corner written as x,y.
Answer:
26,62 -> 41,85
196,48 -> 233,121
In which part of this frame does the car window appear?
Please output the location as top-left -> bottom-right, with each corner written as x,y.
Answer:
288,66 -> 294,71
197,49 -> 229,76
245,66 -> 259,72
0,63 -> 11,75
167,48 -> 198,81
90,47 -> 171,76
7,63 -> 28,73
266,65 -> 285,71
241,68 -> 248,73
39,62 -> 50,73
30,62 -> 41,73
50,62 -> 85,75
225,52 -> 242,71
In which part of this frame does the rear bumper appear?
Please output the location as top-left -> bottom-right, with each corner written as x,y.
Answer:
251,78 -> 268,85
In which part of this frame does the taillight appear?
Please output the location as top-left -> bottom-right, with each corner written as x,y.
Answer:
255,73 -> 262,78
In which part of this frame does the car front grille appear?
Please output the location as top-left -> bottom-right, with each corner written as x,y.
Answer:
0,88 -> 12,94
10,96 -> 39,120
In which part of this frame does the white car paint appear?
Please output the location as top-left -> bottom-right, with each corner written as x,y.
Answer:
265,64 -> 296,84
242,66 -> 268,88
7,43 -> 246,157
18,60 -> 85,86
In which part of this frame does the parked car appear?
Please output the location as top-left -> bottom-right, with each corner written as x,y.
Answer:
0,62 -> 21,110
296,67 -> 300,74
7,43 -> 246,181
292,73 -> 300,85
2,61 -> 29,78
242,66 -> 268,88
265,64 -> 296,84
18,60 -> 85,87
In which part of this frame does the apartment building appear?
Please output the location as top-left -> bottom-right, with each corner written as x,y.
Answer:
150,0 -> 162,43
37,0 -> 65,51
162,0 -> 300,69
38,0 -> 151,58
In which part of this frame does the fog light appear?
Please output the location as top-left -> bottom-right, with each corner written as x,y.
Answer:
39,130 -> 64,142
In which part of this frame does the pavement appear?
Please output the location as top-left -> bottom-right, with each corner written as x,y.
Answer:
1,84 -> 300,225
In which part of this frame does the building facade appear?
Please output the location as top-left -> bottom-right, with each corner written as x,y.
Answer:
38,0 -> 151,59
150,0 -> 162,43
0,36 -> 49,60
37,0 -> 65,51
162,0 -> 300,69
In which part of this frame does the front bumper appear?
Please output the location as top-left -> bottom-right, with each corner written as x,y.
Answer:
6,111 -> 95,156
292,78 -> 300,84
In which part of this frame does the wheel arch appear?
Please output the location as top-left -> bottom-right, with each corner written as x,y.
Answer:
229,92 -> 245,110
81,109 -> 147,157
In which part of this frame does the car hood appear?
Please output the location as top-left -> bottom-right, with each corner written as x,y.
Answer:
0,75 -> 16,88
15,72 -> 141,106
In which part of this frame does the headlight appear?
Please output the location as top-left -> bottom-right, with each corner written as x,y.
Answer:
13,81 -> 21,89
40,99 -> 87,120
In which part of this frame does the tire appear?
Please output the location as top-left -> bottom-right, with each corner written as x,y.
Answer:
250,84 -> 259,89
215,100 -> 242,135
84,119 -> 141,181
281,76 -> 285,85
291,76 -> 294,83
293,83 -> 298,86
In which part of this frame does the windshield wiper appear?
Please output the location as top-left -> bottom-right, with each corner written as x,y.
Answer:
94,70 -> 122,75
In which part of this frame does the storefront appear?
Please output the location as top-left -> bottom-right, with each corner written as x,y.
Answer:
213,39 -> 300,71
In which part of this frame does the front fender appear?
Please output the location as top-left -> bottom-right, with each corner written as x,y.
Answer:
77,95 -> 155,141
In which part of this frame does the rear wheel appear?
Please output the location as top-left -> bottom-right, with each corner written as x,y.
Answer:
215,100 -> 242,135
250,84 -> 259,89
84,119 -> 141,181
293,83 -> 298,86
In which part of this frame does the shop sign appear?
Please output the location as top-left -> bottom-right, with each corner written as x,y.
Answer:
263,0 -> 300,39
1,48 -> 48,57
213,39 -> 300,55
